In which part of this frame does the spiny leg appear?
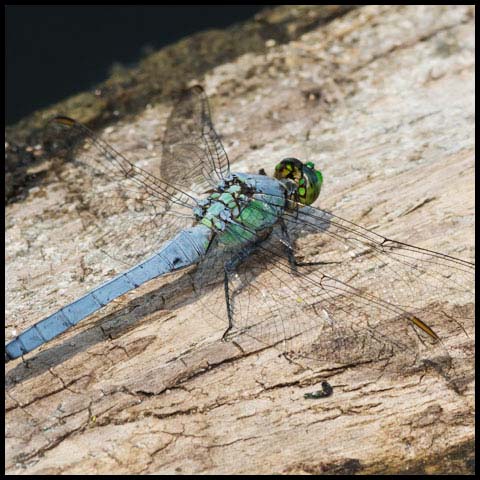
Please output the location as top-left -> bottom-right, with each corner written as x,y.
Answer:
222,236 -> 267,341
279,218 -> 340,272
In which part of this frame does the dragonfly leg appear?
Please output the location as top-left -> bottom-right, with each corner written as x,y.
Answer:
278,219 -> 300,273
221,238 -> 266,340
279,218 -> 340,271
222,269 -> 234,340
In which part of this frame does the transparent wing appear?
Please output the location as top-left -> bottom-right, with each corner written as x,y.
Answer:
161,85 -> 231,196
191,201 -> 474,386
44,116 -> 199,267
282,205 -> 474,323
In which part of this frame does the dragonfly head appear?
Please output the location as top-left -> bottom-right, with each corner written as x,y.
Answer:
274,158 -> 323,205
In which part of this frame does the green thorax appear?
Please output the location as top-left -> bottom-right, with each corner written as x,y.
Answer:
195,174 -> 286,248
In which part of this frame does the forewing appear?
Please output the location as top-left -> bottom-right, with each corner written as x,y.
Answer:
281,205 -> 474,328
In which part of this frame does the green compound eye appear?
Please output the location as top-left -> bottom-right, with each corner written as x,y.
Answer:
274,158 -> 323,206
300,162 -> 323,205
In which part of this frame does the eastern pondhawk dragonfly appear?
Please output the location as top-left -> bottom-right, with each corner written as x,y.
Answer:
5,86 -> 474,383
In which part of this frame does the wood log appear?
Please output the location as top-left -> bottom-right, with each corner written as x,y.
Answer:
5,5 -> 474,474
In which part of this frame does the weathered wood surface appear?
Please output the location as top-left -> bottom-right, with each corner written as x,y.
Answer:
5,5 -> 475,474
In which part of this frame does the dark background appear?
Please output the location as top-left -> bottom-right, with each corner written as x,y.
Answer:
6,5 -> 268,125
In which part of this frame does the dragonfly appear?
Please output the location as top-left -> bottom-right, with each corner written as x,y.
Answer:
5,86 -> 474,385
